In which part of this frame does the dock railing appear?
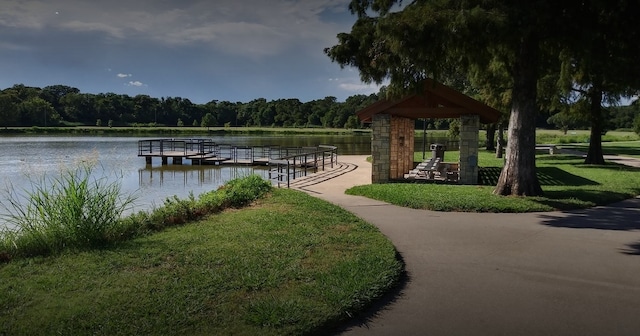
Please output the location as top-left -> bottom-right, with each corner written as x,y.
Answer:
269,145 -> 338,188
138,139 -> 216,156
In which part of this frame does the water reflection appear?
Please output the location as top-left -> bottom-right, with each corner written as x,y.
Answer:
138,165 -> 269,189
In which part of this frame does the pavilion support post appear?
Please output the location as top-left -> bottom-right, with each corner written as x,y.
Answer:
389,116 -> 415,180
371,114 -> 391,183
459,115 -> 480,184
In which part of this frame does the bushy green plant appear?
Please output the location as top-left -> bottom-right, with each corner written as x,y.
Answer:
147,193 -> 197,228
221,174 -> 272,207
634,115 -> 640,135
0,163 -> 136,258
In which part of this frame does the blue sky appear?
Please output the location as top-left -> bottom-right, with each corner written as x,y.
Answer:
0,0 -> 383,103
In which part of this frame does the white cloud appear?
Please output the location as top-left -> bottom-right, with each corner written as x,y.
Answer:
59,20 -> 124,38
0,0 -> 354,58
339,83 -> 380,93
127,81 -> 146,87
117,73 -> 132,78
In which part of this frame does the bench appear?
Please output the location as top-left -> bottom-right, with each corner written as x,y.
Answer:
535,145 -> 557,155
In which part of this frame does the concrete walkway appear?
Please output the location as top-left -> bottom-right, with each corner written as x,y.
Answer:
291,155 -> 640,336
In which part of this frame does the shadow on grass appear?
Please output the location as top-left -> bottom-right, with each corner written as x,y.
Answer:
532,189 -> 639,211
564,144 -> 640,157
538,197 -> 640,231
478,167 -> 502,186
478,167 -> 599,187
536,154 -> 584,162
572,163 -> 639,172
622,242 -> 640,256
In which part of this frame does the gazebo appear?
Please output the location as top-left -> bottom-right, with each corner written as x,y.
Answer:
357,78 -> 502,185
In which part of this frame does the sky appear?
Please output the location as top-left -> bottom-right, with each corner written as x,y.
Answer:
0,0 -> 383,104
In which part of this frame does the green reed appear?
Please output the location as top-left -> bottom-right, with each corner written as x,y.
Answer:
0,162 -> 136,258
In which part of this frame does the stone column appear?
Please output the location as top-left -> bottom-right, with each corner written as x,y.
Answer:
459,115 -> 479,185
371,114 -> 391,183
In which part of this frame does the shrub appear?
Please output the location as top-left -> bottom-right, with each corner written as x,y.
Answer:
634,115 -> 640,135
221,174 -> 272,207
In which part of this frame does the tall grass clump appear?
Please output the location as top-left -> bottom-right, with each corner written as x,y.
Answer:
0,162 -> 136,258
1,171 -> 273,261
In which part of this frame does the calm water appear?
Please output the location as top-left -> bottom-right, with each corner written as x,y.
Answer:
0,133 -> 456,229
0,134 -> 371,228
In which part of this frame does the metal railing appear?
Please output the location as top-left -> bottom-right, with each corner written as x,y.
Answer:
138,139 -> 216,156
269,145 -> 338,188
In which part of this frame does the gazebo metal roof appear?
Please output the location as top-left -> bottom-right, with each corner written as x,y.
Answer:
357,78 -> 502,124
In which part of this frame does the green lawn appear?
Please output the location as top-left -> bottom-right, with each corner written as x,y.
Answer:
0,189 -> 402,335
349,151 -> 640,212
560,141 -> 640,158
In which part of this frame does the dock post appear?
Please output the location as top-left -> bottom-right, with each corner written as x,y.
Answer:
162,157 -> 168,165
145,157 -> 152,165
173,157 -> 183,165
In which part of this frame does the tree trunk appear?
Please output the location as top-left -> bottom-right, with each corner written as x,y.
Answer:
496,123 -> 505,158
494,33 -> 543,196
486,123 -> 496,151
584,83 -> 605,164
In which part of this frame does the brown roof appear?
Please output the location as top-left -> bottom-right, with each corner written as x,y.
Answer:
357,78 -> 502,124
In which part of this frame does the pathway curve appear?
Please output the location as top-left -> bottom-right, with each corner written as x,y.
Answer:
291,155 -> 640,336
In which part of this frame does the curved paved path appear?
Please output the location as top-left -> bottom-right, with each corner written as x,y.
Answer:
292,155 -> 640,336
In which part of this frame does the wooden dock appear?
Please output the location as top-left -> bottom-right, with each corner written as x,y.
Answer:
138,139 -> 339,188
138,139 -> 333,166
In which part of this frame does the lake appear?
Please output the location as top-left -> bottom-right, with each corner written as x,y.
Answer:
0,133 -> 455,228
0,134 -> 372,227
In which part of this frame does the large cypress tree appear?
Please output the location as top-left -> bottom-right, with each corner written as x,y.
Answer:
326,0 -> 581,196
556,0 -> 640,164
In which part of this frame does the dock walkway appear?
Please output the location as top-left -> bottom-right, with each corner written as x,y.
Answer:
138,139 -> 339,187
138,139 -> 329,166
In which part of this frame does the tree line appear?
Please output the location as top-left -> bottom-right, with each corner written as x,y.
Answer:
0,84 -> 379,129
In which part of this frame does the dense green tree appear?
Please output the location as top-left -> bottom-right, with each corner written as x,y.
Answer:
546,99 -> 590,134
557,0 -> 640,164
39,85 -> 80,118
201,113 -> 216,130
18,97 -> 58,126
0,90 -> 20,126
608,104 -> 639,130
132,95 -> 160,123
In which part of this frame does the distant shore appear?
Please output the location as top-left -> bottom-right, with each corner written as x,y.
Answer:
0,126 -> 372,136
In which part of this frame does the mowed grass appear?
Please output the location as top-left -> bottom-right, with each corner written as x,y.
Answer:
560,141 -> 640,158
348,151 -> 640,212
0,189 -> 402,335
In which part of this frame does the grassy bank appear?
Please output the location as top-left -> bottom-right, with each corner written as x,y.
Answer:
349,151 -> 640,212
0,188 -> 402,335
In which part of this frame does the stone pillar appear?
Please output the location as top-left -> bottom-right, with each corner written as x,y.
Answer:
371,114 -> 391,183
459,115 -> 479,185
